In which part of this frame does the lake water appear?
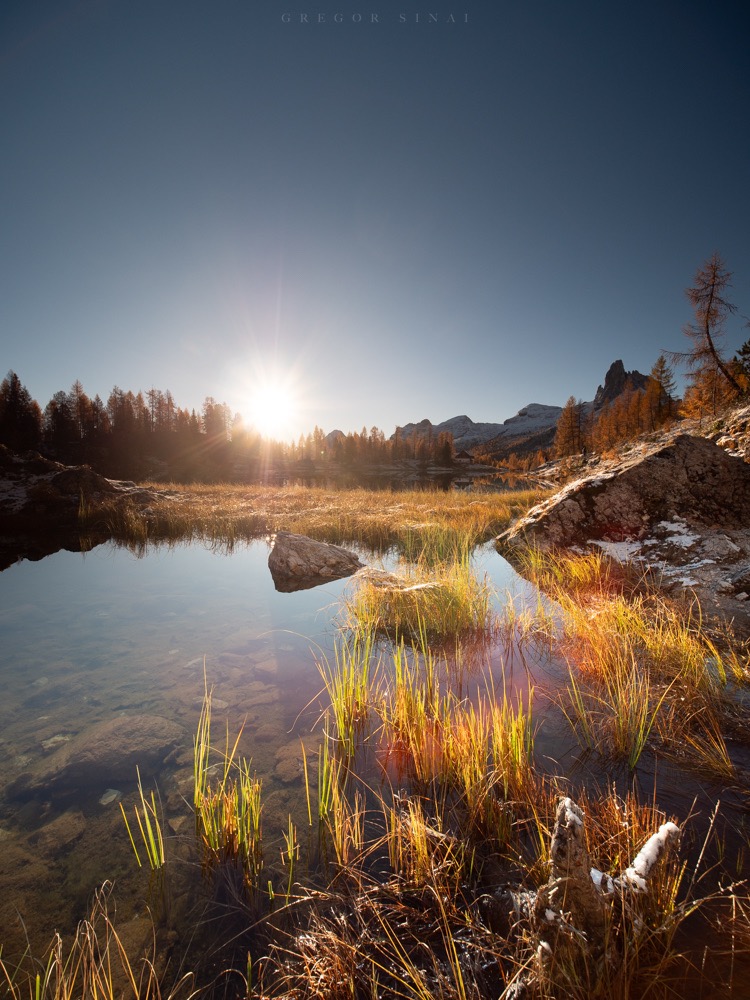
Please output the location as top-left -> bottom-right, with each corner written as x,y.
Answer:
0,539 -> 746,990
0,541 -> 529,955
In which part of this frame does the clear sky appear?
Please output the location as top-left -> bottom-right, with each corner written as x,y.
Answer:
1,0 -> 748,440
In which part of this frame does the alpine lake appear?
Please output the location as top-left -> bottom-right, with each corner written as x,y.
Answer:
1,535 -> 749,995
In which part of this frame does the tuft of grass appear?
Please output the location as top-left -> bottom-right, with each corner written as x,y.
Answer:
316,628 -> 381,758
346,548 -> 496,645
119,766 -> 166,871
193,683 -> 264,891
0,883 -> 195,1000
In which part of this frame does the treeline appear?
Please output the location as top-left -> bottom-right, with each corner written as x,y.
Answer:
0,374 -> 457,481
554,355 -> 678,458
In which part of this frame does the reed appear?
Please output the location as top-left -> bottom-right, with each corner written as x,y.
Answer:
316,629 -> 380,757
0,883 -> 195,1000
119,765 -> 166,870
193,685 -> 264,891
280,815 -> 300,906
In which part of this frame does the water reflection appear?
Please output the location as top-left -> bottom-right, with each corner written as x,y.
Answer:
0,541 -> 361,958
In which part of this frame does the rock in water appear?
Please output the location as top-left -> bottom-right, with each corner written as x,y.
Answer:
268,531 -> 364,592
7,714 -> 185,800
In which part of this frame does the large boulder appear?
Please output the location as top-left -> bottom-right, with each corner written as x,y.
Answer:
498,433 -> 750,633
6,714 -> 185,800
499,434 -> 750,551
268,531 -> 364,592
0,447 -> 165,568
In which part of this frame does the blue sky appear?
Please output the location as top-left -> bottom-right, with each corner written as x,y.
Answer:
1,0 -> 748,439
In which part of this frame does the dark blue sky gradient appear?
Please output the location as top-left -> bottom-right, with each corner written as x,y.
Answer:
1,1 -> 748,436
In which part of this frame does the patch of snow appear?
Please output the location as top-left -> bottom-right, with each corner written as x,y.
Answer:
619,822 -> 680,892
655,519 -> 700,547
562,797 -> 583,827
590,868 -> 615,893
589,539 -> 644,561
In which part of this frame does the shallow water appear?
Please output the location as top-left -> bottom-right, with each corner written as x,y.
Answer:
0,541 -> 531,951
0,539 -> 747,992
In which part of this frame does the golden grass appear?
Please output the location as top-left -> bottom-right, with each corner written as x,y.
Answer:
0,883 -> 195,1000
79,482 -> 548,555
517,549 -> 748,776
346,557 -> 496,645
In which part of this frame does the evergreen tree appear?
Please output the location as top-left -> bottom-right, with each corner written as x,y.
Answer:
734,337 -> 750,388
649,355 -> 677,422
0,371 -> 42,452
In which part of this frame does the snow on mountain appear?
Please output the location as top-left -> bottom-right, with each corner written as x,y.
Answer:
394,404 -> 563,452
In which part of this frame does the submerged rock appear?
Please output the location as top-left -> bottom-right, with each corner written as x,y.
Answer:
268,531 -> 364,592
6,714 -> 185,800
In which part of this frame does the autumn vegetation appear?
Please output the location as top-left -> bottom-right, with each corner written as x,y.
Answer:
551,254 -> 749,464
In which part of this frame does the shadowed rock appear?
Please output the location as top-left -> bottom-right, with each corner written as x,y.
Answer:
268,531 -> 364,592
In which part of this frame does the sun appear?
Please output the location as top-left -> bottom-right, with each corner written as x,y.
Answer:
246,379 -> 299,440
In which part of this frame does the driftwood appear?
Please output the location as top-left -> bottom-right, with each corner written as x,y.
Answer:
504,797 -> 680,996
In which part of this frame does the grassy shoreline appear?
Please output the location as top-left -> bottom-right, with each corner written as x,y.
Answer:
78,481 -> 549,554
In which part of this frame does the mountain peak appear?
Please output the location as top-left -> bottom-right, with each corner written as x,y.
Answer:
593,360 -> 650,409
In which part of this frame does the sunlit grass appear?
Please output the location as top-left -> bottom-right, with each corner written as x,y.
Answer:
316,629 -> 381,758
346,552 -> 496,645
119,766 -> 166,870
79,482 -> 548,554
193,683 -> 264,891
516,548 -> 746,777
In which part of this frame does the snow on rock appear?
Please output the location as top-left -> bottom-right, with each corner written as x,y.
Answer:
498,432 -> 750,635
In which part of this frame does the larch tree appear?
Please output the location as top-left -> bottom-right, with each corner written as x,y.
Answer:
554,396 -> 585,457
677,253 -> 743,398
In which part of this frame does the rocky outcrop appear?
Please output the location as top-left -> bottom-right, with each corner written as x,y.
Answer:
268,531 -> 364,592
0,446 -> 163,568
6,714 -> 185,801
499,434 -> 750,551
591,359 -> 651,410
498,432 -> 750,632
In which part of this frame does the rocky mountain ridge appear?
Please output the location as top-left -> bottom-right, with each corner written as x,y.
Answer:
393,404 -> 564,452
392,360 -> 655,456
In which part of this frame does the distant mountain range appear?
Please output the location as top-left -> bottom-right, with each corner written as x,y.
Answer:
394,404 -> 563,453
392,360 -> 655,459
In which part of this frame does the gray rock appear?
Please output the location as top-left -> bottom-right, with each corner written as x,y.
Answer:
268,531 -> 364,592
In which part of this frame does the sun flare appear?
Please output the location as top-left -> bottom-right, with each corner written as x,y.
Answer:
246,379 -> 299,440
